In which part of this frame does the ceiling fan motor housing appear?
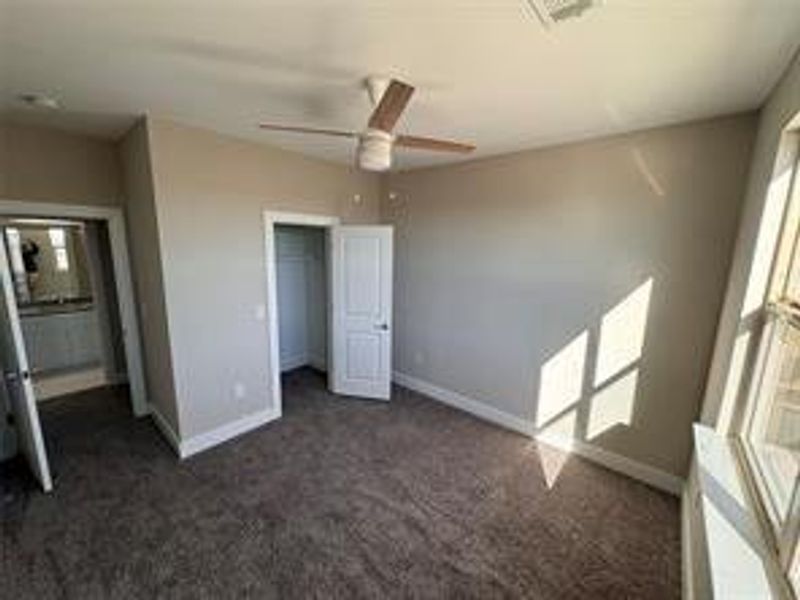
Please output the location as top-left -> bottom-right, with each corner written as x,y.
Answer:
358,129 -> 393,171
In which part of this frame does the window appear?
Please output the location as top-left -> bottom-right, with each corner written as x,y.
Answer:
738,131 -> 800,596
48,227 -> 69,271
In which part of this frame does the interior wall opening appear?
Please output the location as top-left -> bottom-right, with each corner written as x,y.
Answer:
0,203 -> 146,492
1,217 -> 128,401
275,224 -> 329,401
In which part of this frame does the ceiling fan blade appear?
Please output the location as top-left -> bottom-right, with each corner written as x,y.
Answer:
258,123 -> 357,138
395,135 -> 476,154
367,79 -> 415,133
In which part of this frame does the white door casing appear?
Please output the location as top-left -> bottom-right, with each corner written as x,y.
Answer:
330,226 -> 393,400
0,237 -> 52,492
263,211 -> 340,417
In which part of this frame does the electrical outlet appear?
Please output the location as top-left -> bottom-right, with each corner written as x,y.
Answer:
413,351 -> 424,365
234,383 -> 246,399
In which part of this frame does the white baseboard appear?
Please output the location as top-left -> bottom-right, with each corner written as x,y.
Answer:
149,403 -> 280,459
35,366 -> 110,401
180,408 -> 280,459
536,430 -> 683,495
393,371 -> 683,496
392,371 -> 533,437
107,371 -> 129,386
149,403 -> 182,456
682,476 -> 696,600
282,354 -> 327,373
308,354 -> 327,372
281,354 -> 309,372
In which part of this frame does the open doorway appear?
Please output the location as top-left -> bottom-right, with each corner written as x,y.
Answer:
263,211 -> 394,417
0,201 -> 145,492
2,218 -> 126,401
274,224 -> 329,408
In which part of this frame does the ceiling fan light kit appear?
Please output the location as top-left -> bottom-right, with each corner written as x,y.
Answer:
358,129 -> 394,171
259,75 -> 476,172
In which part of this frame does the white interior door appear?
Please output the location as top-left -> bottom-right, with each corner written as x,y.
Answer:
0,235 -> 52,492
330,226 -> 393,400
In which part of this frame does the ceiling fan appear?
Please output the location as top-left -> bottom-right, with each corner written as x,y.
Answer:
259,76 -> 476,171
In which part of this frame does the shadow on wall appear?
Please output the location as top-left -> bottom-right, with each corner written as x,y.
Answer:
534,278 -> 654,488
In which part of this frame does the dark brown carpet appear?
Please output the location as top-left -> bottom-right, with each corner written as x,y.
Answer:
2,368 -> 680,599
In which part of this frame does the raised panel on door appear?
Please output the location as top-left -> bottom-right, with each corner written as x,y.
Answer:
344,236 -> 382,317
345,333 -> 382,380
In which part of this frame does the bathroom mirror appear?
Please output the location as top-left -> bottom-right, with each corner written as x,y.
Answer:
2,221 -> 94,308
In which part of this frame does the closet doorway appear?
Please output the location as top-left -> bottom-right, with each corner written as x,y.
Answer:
0,201 -> 145,492
275,224 -> 329,375
263,211 -> 394,417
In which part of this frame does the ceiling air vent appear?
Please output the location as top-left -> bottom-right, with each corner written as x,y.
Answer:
526,0 -> 597,26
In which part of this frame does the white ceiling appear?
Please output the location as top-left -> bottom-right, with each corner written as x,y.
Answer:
2,0 -> 800,169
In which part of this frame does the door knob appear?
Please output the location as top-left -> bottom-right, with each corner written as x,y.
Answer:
4,370 -> 29,382
375,323 -> 389,331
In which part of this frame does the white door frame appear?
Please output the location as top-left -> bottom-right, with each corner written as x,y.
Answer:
263,210 -> 339,417
0,199 -> 148,417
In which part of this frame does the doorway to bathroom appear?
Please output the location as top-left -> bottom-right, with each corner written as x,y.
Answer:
0,201 -> 145,492
3,218 -> 124,400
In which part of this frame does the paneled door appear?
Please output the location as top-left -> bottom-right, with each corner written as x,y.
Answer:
0,233 -> 52,492
330,226 -> 393,400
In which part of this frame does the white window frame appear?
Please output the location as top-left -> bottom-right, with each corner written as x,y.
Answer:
734,130 -> 800,595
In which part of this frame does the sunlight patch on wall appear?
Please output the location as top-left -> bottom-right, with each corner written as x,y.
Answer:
587,369 -> 638,440
594,278 -> 652,386
537,331 -> 588,427
742,162 -> 794,316
716,329 -> 753,434
632,148 -> 666,198
534,278 -> 656,487
538,408 -> 578,447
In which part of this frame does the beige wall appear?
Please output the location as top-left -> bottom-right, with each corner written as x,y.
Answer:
382,113 -> 757,477
118,119 -> 180,432
147,117 -> 380,438
701,51 -> 800,432
0,122 -> 122,205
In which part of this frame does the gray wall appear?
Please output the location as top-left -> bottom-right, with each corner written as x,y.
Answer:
382,114 -> 757,477
147,118 -> 379,439
118,119 -> 180,433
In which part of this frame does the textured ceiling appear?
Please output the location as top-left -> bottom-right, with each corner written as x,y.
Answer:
2,0 -> 800,169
